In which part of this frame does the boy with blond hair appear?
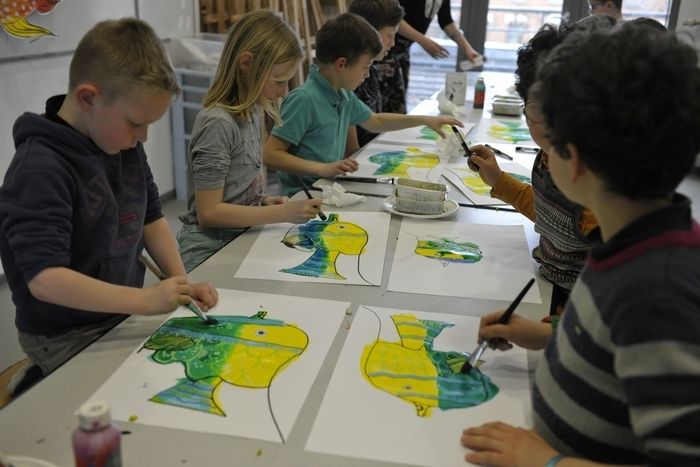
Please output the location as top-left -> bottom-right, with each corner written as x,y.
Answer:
264,12 -> 462,196
0,18 -> 218,380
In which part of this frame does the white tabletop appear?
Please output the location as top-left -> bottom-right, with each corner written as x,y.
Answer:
0,73 -> 550,466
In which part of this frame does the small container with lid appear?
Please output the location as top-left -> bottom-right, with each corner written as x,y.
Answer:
72,400 -> 122,467
473,77 -> 486,109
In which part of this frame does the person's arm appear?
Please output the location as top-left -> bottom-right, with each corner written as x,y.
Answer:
442,22 -> 480,61
468,145 -> 535,221
578,208 -> 598,236
28,265 -> 190,316
143,217 -> 218,310
346,126 -> 361,157
263,134 -> 358,179
359,113 -> 462,136
195,188 -> 321,227
477,310 -> 552,351
461,423 -> 629,467
398,19 -> 448,59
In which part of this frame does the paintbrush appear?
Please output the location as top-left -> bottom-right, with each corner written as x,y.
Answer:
451,125 -> 479,172
484,144 -> 514,160
138,254 -> 216,324
296,176 -> 327,221
460,278 -> 535,374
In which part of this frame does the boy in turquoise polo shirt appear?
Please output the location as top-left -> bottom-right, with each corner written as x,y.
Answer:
264,12 -> 462,196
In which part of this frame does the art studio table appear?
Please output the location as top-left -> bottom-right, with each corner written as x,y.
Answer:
0,73 -> 550,467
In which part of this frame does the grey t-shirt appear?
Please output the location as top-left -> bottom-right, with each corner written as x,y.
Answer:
180,106 -> 265,225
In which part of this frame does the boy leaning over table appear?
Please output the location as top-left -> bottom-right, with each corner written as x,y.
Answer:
0,19 -> 218,389
460,23 -> 700,467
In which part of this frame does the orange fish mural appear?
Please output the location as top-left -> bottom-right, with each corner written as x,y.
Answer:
1,0 -> 60,40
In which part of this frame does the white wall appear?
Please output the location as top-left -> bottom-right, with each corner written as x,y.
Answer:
677,0 -> 700,25
0,0 -> 196,370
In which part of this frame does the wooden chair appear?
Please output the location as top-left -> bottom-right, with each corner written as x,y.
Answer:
0,358 -> 32,408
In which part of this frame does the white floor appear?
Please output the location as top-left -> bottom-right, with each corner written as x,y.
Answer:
2,169 -> 700,371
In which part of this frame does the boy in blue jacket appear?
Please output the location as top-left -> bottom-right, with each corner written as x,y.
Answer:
0,18 -> 218,380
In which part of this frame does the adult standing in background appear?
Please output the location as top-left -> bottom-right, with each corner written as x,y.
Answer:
589,0 -> 623,22
379,0 -> 482,114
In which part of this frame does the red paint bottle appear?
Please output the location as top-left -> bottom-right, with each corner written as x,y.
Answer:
72,400 -> 122,467
473,77 -> 486,109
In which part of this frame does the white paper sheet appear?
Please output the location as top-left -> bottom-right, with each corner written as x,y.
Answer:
88,289 -> 348,443
306,305 -> 531,466
387,221 -> 541,303
444,161 -> 532,205
468,118 -> 533,145
374,123 -> 476,147
234,211 -> 390,286
351,142 -> 449,182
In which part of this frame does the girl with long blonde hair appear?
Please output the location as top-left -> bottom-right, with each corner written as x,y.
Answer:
178,10 -> 322,271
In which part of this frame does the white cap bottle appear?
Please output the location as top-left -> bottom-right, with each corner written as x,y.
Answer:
72,400 -> 122,467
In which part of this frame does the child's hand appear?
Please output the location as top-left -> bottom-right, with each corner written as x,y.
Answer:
318,159 -> 359,178
423,117 -> 462,138
478,311 -> 551,351
468,144 -> 502,186
263,195 -> 289,206
461,422 -> 559,467
285,198 -> 323,224
188,281 -> 218,311
145,276 -> 190,315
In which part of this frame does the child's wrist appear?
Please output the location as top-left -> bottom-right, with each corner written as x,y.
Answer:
544,454 -> 564,467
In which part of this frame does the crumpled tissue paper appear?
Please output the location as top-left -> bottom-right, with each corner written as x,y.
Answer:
437,131 -> 467,159
321,182 -> 365,207
436,89 -> 465,118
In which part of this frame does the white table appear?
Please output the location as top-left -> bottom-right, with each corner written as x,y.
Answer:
0,73 -> 550,467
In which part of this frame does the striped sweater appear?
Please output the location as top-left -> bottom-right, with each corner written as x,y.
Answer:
533,194 -> 700,466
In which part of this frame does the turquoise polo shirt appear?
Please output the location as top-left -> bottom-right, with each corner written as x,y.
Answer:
272,64 -> 372,196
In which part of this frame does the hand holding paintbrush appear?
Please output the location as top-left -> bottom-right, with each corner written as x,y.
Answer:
461,278 -> 536,374
296,176 -> 327,221
138,255 -> 217,324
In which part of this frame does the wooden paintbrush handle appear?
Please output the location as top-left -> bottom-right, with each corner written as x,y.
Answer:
138,254 -> 167,281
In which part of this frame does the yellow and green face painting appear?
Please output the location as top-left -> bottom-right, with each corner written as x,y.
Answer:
146,311 -> 308,416
280,214 -> 368,280
369,147 -> 439,177
414,237 -> 483,265
361,314 -> 498,417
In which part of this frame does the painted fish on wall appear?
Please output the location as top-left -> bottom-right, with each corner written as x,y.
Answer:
0,0 -> 60,40
280,213 -> 368,280
145,311 -> 308,417
361,313 -> 498,417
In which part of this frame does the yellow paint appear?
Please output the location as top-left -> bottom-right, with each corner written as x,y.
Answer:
218,324 -> 308,389
361,343 -> 439,417
320,222 -> 368,255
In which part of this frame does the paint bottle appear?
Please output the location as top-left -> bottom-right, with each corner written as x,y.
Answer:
473,77 -> 486,109
72,400 -> 122,467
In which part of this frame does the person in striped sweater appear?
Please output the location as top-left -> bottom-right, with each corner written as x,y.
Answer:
460,23 -> 700,467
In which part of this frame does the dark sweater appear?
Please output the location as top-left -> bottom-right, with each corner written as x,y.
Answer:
0,95 -> 163,336
399,0 -> 454,38
533,194 -> 700,466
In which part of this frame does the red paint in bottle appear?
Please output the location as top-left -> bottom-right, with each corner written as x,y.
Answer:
473,77 -> 486,109
72,400 -> 122,467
